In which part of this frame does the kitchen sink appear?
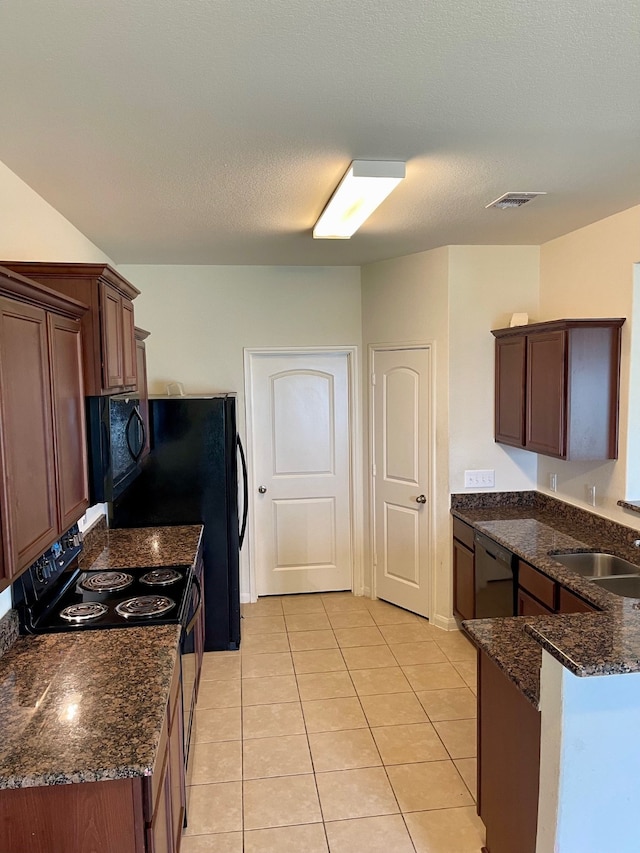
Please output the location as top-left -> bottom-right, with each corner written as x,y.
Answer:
590,576 -> 640,598
550,552 -> 640,578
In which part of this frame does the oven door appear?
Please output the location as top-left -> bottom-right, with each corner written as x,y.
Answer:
180,572 -> 203,822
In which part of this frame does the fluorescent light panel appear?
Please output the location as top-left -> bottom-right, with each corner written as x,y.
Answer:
313,160 -> 406,239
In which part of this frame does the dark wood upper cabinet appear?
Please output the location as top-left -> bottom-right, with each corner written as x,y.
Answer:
493,318 -> 624,460
526,330 -> 566,456
0,267 -> 88,586
495,335 -> 526,447
122,299 -> 137,387
48,313 -> 90,531
0,262 -> 140,396
0,298 -> 58,574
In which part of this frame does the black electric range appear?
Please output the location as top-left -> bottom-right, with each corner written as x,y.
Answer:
13,523 -> 195,634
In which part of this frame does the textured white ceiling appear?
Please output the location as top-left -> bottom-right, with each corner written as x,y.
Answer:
0,0 -> 639,265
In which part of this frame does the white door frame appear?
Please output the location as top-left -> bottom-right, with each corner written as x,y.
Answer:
369,342 -> 437,622
244,346 -> 363,603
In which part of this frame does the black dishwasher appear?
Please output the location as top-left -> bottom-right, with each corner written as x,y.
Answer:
474,532 -> 517,618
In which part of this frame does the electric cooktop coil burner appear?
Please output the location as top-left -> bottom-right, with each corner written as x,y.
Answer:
116,595 -> 176,619
60,602 -> 109,623
139,568 -> 182,587
80,571 -> 135,592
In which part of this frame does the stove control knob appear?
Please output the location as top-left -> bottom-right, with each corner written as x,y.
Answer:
35,558 -> 47,584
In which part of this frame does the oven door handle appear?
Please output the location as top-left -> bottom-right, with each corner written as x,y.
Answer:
185,574 -> 202,635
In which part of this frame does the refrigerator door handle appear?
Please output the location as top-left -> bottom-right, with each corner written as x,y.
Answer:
237,435 -> 249,550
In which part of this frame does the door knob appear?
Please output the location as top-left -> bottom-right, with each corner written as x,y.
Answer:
258,486 -> 267,494
416,494 -> 427,504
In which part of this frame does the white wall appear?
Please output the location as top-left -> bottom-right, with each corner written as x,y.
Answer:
361,247 -> 451,623
0,160 -> 112,620
537,651 -> 640,853
537,205 -> 640,525
0,160 -> 112,264
361,246 -> 539,624
448,246 -> 540,493
119,263 -> 362,600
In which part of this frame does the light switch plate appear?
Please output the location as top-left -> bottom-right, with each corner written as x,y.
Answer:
464,469 -> 495,489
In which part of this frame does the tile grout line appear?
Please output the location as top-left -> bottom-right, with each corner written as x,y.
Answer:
229,594 -> 480,851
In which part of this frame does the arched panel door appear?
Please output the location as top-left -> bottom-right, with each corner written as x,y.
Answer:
249,352 -> 352,595
373,347 -> 432,617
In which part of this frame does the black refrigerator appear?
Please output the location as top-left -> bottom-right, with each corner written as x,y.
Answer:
110,394 -> 247,651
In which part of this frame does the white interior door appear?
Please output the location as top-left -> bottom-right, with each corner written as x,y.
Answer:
372,346 -> 432,617
248,351 -> 353,596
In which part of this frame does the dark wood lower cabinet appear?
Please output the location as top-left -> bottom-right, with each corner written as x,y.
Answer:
0,778 -> 146,853
517,588 -> 554,616
453,518 -> 476,622
557,586 -> 597,614
0,662 -> 185,853
478,650 -> 541,853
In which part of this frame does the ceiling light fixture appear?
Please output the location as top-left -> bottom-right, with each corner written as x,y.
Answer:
313,160 -> 406,239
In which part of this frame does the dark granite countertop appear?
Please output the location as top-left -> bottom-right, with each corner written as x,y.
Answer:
0,520 -> 203,789
0,625 -> 180,789
453,493 -> 640,706
79,521 -> 203,571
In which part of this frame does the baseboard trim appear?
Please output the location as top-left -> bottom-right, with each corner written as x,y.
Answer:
431,613 -> 458,632
361,586 -> 371,599
240,592 -> 252,604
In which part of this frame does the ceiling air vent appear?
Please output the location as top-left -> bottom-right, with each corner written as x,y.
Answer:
486,192 -> 546,210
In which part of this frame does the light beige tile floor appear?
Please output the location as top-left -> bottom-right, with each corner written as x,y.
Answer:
183,593 -> 485,853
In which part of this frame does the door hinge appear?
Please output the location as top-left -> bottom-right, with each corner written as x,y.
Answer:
371,373 -> 376,386
372,463 -> 376,477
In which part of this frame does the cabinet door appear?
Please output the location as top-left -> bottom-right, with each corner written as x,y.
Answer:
122,299 -> 137,388
557,587 -> 597,614
453,538 -> 475,621
146,763 -> 172,853
0,298 -> 58,573
48,315 -> 90,531
100,282 -> 124,390
169,693 -> 185,851
479,650 -> 541,853
517,588 -> 554,616
495,335 -> 526,447
135,340 -> 150,460
526,330 -> 566,457
0,504 -> 6,587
